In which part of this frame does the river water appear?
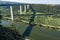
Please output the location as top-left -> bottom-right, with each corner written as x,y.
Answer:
1,20 -> 11,27
1,20 -> 60,40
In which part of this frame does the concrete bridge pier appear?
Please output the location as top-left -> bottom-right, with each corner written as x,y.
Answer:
10,6 -> 13,21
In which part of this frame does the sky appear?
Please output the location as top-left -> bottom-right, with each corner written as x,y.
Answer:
0,0 -> 60,4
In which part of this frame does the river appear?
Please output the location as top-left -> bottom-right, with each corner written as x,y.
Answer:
1,20 -> 60,40
1,20 -> 11,27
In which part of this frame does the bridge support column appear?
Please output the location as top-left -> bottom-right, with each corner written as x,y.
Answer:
20,5 -> 22,15
27,4 -> 29,10
24,5 -> 26,12
10,6 -> 13,21
24,4 -> 29,13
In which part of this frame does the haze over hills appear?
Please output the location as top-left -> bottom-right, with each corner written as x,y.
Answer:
0,1 -> 19,4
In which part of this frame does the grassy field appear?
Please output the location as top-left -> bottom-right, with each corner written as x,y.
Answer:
6,15 -> 60,40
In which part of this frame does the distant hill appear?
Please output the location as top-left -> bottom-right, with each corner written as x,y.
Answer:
0,3 -> 60,14
32,4 -> 60,14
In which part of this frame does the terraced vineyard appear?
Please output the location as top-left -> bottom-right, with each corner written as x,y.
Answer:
19,14 -> 60,31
